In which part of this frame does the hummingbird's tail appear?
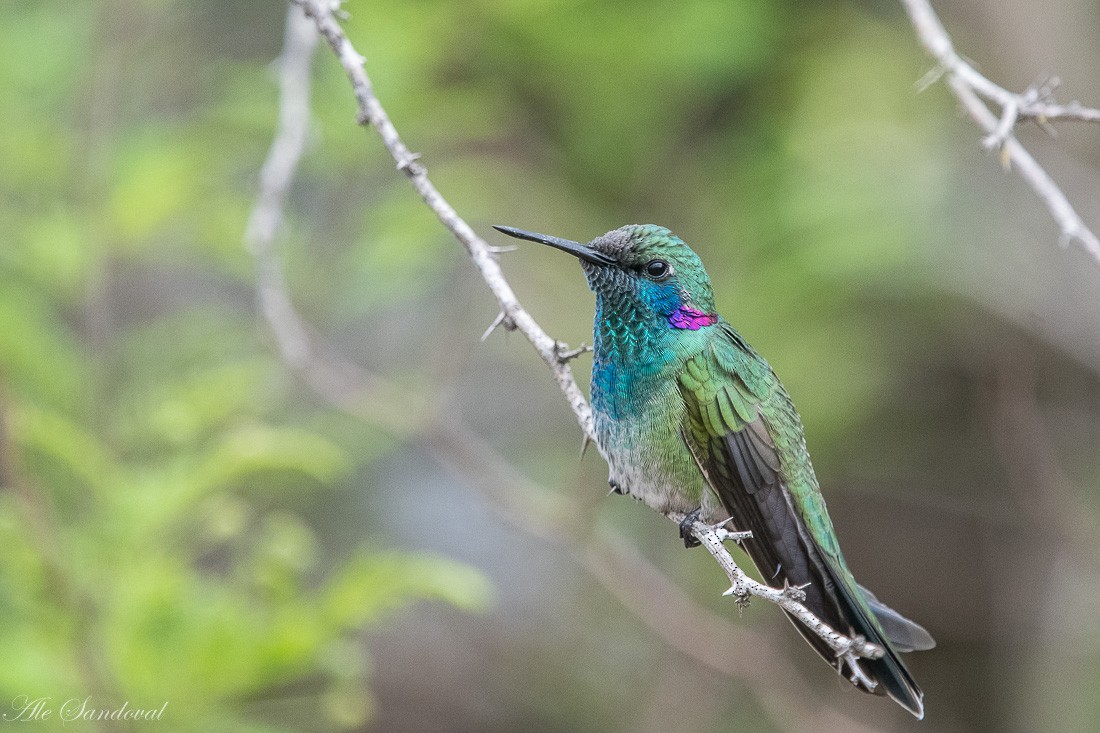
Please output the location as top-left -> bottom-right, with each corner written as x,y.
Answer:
714,469 -> 935,717
781,557 -> 935,719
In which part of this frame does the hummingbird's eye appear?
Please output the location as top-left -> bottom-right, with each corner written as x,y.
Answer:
645,259 -> 671,280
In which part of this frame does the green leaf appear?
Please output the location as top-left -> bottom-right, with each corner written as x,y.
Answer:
323,551 -> 493,630
193,424 -> 349,498
12,402 -> 118,501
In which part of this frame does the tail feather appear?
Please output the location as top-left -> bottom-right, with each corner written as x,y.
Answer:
727,492 -> 932,718
831,574 -> 928,719
754,542 -> 930,718
859,583 -> 936,653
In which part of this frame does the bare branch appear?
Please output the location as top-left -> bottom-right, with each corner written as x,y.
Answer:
899,0 -> 1100,263
244,3 -> 318,371
671,514 -> 884,689
1030,100 -> 1100,125
244,2 -> 423,434
295,0 -> 597,440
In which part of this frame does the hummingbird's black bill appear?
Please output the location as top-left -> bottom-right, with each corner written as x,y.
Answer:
492,225 -> 615,265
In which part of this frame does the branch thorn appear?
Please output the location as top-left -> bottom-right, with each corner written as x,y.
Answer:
782,580 -> 810,603
396,151 -> 424,175
713,524 -> 753,545
554,342 -> 592,364
1035,115 -> 1058,138
480,310 -> 516,342
915,63 -> 945,93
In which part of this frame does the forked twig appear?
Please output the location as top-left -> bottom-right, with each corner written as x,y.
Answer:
899,0 -> 1100,262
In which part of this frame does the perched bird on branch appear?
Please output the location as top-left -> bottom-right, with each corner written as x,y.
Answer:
495,223 -> 935,718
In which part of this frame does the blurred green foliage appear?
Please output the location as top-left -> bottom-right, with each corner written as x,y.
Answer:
0,3 -> 493,731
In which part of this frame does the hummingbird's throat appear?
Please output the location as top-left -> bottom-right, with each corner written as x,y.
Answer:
668,307 -> 717,330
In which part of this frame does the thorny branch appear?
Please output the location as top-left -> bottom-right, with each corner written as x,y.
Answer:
293,0 -> 596,440
274,0 -> 886,692
899,0 -> 1100,263
673,515 -> 882,690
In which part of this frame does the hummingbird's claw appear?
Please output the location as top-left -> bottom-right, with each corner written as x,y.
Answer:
678,508 -> 703,548
835,640 -> 880,692
580,433 -> 592,460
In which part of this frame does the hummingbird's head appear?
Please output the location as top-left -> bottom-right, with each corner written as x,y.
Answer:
493,224 -> 717,330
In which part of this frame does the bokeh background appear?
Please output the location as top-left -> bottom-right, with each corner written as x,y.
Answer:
3,0 -> 1100,731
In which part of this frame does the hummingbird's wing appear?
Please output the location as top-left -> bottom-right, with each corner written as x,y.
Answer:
678,323 -> 932,717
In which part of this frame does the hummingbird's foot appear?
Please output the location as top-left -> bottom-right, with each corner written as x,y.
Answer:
834,634 -> 884,662
678,509 -> 703,548
607,479 -> 625,496
834,636 -> 881,693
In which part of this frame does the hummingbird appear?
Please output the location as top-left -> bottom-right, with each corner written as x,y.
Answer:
494,223 -> 935,718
